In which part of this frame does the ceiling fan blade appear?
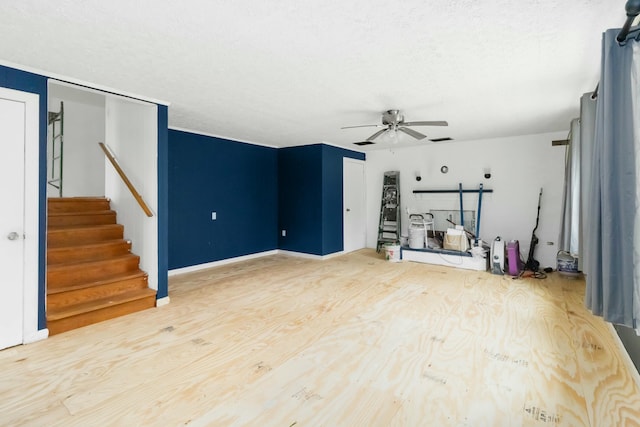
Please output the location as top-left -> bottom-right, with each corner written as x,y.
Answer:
401,120 -> 448,127
367,128 -> 388,141
398,127 -> 427,140
341,124 -> 385,129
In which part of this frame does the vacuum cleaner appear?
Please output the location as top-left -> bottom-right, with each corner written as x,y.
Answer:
491,237 -> 505,275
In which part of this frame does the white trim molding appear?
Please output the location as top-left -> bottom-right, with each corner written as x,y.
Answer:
24,328 -> 49,344
167,249 -> 348,277
168,250 -> 279,276
0,60 -> 170,106
156,296 -> 171,307
169,127 -> 279,149
277,250 -> 345,260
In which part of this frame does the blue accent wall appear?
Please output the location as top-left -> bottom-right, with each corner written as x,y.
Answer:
156,105 -> 169,299
278,145 -> 323,255
278,144 -> 364,256
0,65 -> 49,330
168,130 -> 278,269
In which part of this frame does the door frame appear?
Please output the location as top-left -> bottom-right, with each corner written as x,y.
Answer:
0,87 -> 43,344
343,157 -> 366,253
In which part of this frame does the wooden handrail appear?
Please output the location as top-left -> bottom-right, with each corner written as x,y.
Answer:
99,142 -> 154,217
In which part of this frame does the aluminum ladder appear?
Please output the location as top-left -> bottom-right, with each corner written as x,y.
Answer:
376,171 -> 401,252
47,102 -> 64,197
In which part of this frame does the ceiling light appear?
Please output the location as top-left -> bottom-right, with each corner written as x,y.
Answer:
384,128 -> 399,144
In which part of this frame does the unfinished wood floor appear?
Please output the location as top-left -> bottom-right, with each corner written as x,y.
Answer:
1,249 -> 639,426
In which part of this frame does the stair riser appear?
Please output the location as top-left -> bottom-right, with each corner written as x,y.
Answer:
48,212 -> 116,227
48,225 -> 124,248
48,295 -> 156,336
47,241 -> 131,265
48,200 -> 111,213
48,257 -> 141,289
48,276 -> 148,311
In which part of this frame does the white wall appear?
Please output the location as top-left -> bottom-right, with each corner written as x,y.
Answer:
365,131 -> 568,269
48,84 -> 105,197
104,96 -> 158,290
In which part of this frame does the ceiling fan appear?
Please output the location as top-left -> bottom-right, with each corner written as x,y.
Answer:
342,109 -> 449,145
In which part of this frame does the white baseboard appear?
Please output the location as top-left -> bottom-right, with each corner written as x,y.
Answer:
608,323 -> 640,390
168,248 -> 354,278
277,249 -> 345,260
168,249 -> 350,278
156,296 -> 171,307
24,328 -> 49,344
168,250 -> 279,276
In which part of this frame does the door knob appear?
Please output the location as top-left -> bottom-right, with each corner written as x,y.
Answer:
7,232 -> 20,241
346,208 -> 351,212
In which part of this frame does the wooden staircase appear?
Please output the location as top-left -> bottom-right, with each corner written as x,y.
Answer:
47,197 -> 156,335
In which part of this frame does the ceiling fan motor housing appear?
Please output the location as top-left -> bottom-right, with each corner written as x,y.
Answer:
382,109 -> 403,125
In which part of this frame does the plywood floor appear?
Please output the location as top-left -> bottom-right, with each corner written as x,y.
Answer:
1,249 -> 639,426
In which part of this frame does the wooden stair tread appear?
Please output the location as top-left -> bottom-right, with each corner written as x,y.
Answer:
47,224 -> 124,248
47,239 -> 132,266
47,253 -> 139,270
47,270 -> 147,295
47,238 -> 130,247
48,198 -> 112,214
47,288 -> 156,321
48,197 -> 109,202
48,223 -> 123,232
47,239 -> 131,252
48,210 -> 115,217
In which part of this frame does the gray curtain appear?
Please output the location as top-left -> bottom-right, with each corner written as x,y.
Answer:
584,28 -> 640,327
579,93 -> 597,274
558,118 -> 581,256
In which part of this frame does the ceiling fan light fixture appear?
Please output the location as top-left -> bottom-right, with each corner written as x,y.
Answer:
383,128 -> 399,144
390,129 -> 399,144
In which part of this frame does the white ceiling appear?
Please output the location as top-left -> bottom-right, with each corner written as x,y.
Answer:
0,0 -> 625,150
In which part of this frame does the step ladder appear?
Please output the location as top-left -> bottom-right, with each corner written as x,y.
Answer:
48,102 -> 64,197
376,171 -> 401,252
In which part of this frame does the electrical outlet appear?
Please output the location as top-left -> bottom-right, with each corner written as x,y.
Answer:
282,229 -> 286,237
211,212 -> 217,220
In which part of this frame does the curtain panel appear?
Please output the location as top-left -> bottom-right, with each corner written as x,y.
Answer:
584,28 -> 640,328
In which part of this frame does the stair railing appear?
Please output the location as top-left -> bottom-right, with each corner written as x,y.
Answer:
99,142 -> 154,217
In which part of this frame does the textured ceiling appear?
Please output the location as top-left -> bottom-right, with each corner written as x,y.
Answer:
0,1 -> 624,150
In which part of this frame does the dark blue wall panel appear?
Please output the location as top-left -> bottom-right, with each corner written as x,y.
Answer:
0,65 -> 49,330
168,130 -> 278,269
278,144 -> 364,256
321,145 -> 365,254
277,145 -> 323,255
156,105 -> 169,299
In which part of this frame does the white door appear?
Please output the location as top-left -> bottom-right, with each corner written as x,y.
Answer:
0,96 -> 26,349
343,158 -> 366,253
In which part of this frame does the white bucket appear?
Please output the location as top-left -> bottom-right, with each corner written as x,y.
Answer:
470,246 -> 486,259
408,226 -> 425,249
385,244 -> 401,262
557,251 -> 580,278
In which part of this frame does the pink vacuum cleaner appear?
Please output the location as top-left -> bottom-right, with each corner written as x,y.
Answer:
506,240 -> 523,276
